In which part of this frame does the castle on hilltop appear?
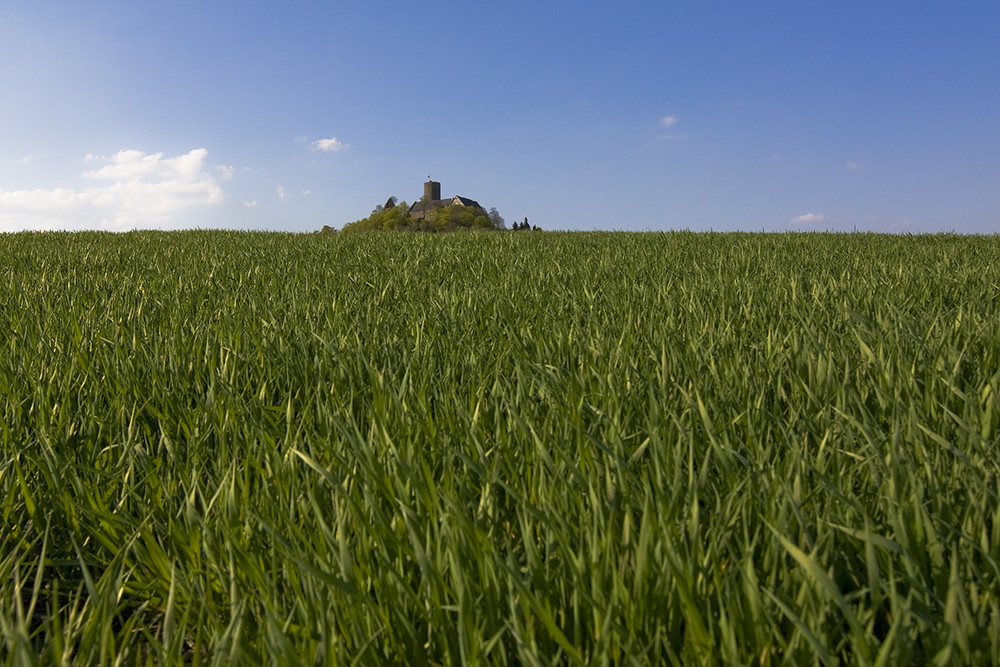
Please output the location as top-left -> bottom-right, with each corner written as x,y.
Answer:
407,180 -> 485,221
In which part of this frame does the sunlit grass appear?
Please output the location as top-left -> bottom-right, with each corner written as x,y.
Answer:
2,230 -> 999,664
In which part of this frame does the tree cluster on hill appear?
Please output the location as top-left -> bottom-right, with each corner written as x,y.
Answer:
510,217 -> 540,231
340,198 -> 509,233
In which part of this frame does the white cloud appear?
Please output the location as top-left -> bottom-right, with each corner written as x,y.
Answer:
790,213 -> 825,225
0,148 -> 223,231
301,190 -> 311,196
216,164 -> 235,180
846,161 -> 863,170
83,149 -> 209,182
276,185 -> 287,200
243,200 -> 259,208
311,137 -> 348,152
660,116 -> 678,127
16,153 -> 44,165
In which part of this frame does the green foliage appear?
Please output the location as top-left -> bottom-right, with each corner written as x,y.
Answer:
421,204 -> 492,231
2,230 -> 1000,664
341,200 -> 412,232
342,201 -> 500,233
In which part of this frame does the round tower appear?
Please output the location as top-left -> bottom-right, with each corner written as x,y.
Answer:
424,180 -> 441,201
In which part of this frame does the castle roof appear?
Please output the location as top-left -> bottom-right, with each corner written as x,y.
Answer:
408,194 -> 485,219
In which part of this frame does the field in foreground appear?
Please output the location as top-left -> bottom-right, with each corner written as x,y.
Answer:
2,230 -> 999,664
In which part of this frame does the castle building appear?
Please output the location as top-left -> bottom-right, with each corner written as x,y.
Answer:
408,180 -> 485,220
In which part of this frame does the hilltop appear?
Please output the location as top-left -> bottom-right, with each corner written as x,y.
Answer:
340,180 -> 507,232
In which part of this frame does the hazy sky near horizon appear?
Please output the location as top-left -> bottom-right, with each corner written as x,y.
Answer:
2,1 -> 998,233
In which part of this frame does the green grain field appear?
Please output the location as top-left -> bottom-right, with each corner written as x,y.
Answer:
2,230 -> 999,664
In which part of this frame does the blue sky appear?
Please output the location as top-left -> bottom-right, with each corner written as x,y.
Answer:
2,1 -> 998,233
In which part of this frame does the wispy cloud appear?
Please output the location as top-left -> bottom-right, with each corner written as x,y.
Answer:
311,137 -> 349,152
243,200 -> 258,208
790,213 -> 825,225
0,148 -> 224,231
655,116 -> 685,141
276,185 -> 288,200
846,161 -> 863,170
16,153 -> 44,165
